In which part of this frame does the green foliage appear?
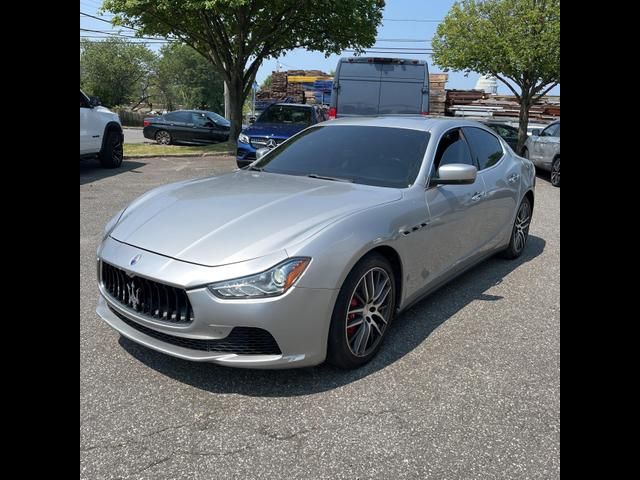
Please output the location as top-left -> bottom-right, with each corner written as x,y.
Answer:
155,43 -> 224,112
261,74 -> 272,89
80,38 -> 156,107
432,0 -> 560,151
103,0 -> 385,138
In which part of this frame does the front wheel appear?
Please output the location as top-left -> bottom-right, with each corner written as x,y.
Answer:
99,130 -> 123,168
327,253 -> 396,369
500,196 -> 532,259
551,158 -> 560,187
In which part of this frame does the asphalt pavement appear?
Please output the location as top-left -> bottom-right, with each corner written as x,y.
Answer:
80,155 -> 560,479
123,127 -> 148,144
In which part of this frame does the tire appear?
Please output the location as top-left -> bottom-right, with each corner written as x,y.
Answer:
155,130 -> 172,145
551,157 -> 560,187
500,196 -> 532,259
327,253 -> 396,369
99,130 -> 123,168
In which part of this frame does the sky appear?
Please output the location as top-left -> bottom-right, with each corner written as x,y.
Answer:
80,0 -> 560,96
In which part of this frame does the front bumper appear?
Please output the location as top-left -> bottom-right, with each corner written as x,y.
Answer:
96,238 -> 337,369
236,141 -> 256,167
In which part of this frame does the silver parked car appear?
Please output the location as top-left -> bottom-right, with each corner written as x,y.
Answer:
96,117 -> 536,369
522,120 -> 560,187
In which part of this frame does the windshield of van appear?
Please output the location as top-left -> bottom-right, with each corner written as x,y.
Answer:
253,125 -> 430,188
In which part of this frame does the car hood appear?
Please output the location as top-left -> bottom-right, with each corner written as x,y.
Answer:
110,171 -> 402,267
243,122 -> 309,138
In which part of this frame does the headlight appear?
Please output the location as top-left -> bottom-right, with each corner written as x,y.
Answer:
103,207 -> 126,239
238,133 -> 250,144
208,257 -> 311,298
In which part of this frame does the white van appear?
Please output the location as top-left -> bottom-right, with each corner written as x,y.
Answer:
328,57 -> 430,119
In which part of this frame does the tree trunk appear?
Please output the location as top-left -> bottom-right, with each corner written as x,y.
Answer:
517,98 -> 531,155
226,76 -> 245,141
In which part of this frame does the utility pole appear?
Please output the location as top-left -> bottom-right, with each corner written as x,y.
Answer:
224,81 -> 230,119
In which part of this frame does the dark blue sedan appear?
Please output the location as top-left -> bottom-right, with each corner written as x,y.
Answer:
236,103 -> 328,168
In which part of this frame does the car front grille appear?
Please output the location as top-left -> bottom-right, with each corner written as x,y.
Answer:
249,137 -> 286,149
109,307 -> 282,355
101,261 -> 194,324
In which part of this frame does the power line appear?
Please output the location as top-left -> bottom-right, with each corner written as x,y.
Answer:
374,38 -> 431,42
79,28 -> 172,42
382,18 -> 442,23
80,11 -> 115,24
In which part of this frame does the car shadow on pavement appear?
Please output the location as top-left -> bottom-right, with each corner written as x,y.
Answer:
119,235 -> 546,397
80,159 -> 147,186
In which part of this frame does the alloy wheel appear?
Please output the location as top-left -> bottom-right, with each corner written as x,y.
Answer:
513,200 -> 531,253
345,267 -> 392,357
156,131 -> 171,145
551,159 -> 560,186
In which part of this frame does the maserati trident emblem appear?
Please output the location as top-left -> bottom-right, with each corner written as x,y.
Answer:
130,254 -> 142,266
266,139 -> 277,148
126,282 -> 141,311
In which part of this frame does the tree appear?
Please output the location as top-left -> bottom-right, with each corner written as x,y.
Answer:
80,38 -> 156,107
260,74 -> 272,89
432,0 -> 559,152
103,0 -> 385,140
155,43 -> 224,112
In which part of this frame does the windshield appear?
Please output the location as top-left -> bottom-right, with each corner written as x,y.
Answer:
253,125 -> 430,188
208,112 -> 230,126
258,105 -> 313,125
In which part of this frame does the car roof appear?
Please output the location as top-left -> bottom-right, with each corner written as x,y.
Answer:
324,116 -> 496,134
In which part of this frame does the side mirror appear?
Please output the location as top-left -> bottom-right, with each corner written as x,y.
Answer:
531,129 -> 541,136
89,96 -> 101,107
255,147 -> 270,160
429,164 -> 477,187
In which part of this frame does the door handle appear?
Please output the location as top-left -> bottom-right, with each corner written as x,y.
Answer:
471,192 -> 485,201
507,173 -> 520,183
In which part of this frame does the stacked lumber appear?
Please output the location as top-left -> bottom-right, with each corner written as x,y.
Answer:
445,91 -> 560,121
429,73 -> 448,115
256,69 -> 333,105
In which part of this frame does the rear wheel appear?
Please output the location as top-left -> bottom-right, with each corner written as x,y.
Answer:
99,130 -> 123,168
500,196 -> 532,259
155,130 -> 172,145
327,253 -> 396,369
551,158 -> 560,187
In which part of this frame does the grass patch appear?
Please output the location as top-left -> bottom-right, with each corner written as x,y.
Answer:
124,141 -> 234,157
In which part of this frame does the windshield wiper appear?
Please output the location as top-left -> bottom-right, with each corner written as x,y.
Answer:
246,165 -> 263,171
306,173 -> 353,183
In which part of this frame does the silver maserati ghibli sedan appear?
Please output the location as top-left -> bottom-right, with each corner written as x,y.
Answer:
96,117 -> 535,369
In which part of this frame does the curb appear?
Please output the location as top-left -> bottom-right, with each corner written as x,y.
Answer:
124,151 -> 234,159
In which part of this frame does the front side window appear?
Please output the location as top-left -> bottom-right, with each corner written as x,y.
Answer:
541,123 -> 559,137
463,127 -> 504,170
192,113 -> 212,127
253,125 -> 430,188
80,91 -> 90,108
433,129 -> 475,170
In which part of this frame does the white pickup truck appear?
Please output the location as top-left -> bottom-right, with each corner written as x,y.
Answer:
80,90 -> 124,168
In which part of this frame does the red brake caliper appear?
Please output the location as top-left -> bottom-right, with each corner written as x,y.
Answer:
347,297 -> 359,337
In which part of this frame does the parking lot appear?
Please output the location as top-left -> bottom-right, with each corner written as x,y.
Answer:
80,155 -> 559,479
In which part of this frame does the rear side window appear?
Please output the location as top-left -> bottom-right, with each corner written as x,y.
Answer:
463,127 -> 504,170
164,111 -> 192,123
433,129 -> 474,169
